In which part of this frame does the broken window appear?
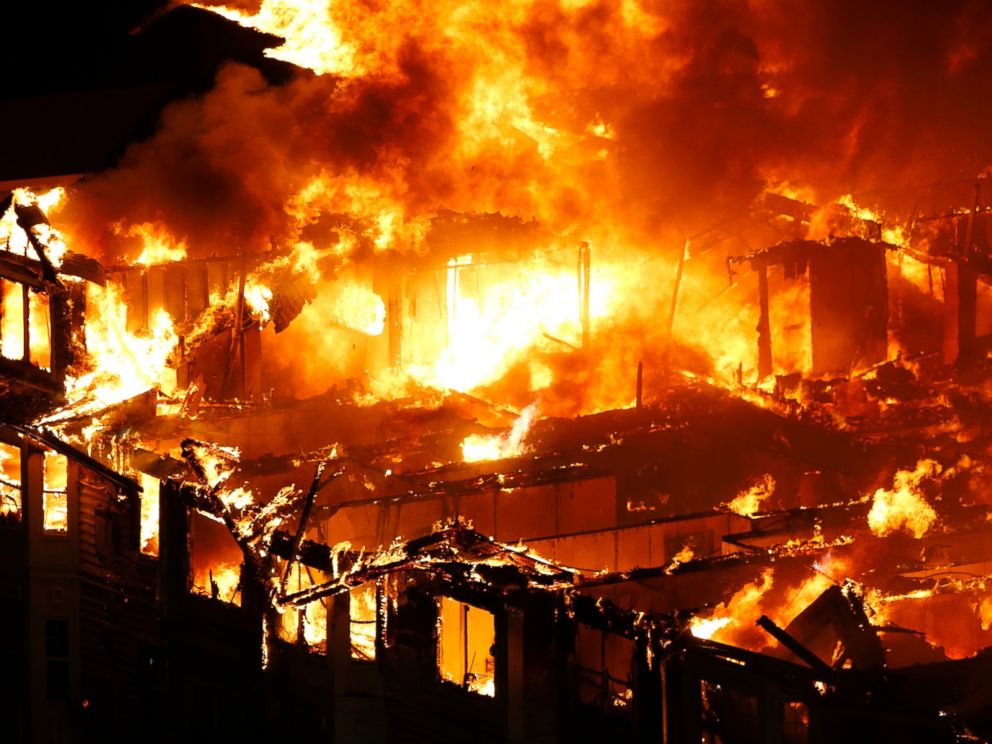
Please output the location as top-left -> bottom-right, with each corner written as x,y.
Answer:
574,622 -> 634,711
138,474 -> 160,556
437,596 -> 495,697
700,680 -> 761,744
43,452 -> 68,533
275,562 -> 328,652
783,701 -> 810,744
1,279 -> 25,361
189,512 -> 242,605
0,442 -> 21,520
0,280 -> 51,369
28,290 -> 50,370
350,584 -> 377,661
45,619 -> 69,700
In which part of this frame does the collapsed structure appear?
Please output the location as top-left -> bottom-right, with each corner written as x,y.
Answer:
5,176 -> 992,743
7,3 -> 992,744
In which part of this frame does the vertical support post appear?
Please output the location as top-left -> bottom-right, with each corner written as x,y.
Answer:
388,259 -> 403,368
756,260 -> 773,380
957,181 -> 981,368
21,283 -> 29,363
49,289 -> 71,382
505,607 -> 525,741
141,267 -> 150,329
223,253 -> 248,399
667,239 -> 688,339
959,263 -> 978,367
943,262 -> 960,365
578,241 -> 591,347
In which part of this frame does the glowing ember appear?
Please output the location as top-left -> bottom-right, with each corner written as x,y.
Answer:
461,403 -> 536,462
867,459 -> 940,539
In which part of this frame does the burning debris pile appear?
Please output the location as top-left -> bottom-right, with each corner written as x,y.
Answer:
8,1 -> 992,741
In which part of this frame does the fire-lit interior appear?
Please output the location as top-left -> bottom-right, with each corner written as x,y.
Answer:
8,1 -> 992,742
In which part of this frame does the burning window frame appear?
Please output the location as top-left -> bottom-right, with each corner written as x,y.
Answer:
436,594 -> 497,698
42,451 -> 69,534
0,439 -> 23,522
349,582 -> 378,661
573,621 -> 635,714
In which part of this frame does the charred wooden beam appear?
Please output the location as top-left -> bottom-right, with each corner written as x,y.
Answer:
666,239 -> 687,339
756,260 -> 773,380
756,614 -> 835,679
636,360 -> 643,409
279,461 -> 330,591
579,241 -> 591,347
0,254 -> 44,288
388,260 -> 403,368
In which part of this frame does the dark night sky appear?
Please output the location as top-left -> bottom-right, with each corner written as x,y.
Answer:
0,2 -> 292,180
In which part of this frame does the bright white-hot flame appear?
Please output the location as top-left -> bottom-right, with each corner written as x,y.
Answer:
34,187 -> 66,213
409,254 -> 616,393
867,459 -> 940,539
461,403 -> 537,462
189,0 -> 358,76
0,188 -> 69,267
330,283 -> 385,335
244,281 -> 273,324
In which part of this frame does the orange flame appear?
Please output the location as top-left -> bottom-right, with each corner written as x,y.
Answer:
461,403 -> 536,462
726,474 -> 776,517
113,221 -> 188,265
43,283 -> 178,424
867,459 -> 940,539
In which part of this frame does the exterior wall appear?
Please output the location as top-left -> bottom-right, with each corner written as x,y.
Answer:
0,431 -> 28,741
26,445 -> 79,744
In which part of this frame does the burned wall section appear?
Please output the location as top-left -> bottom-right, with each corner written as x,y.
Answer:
112,258 -> 264,402
809,239 -> 888,377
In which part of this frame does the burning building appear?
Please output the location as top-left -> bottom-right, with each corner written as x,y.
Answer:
7,1 -> 992,743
